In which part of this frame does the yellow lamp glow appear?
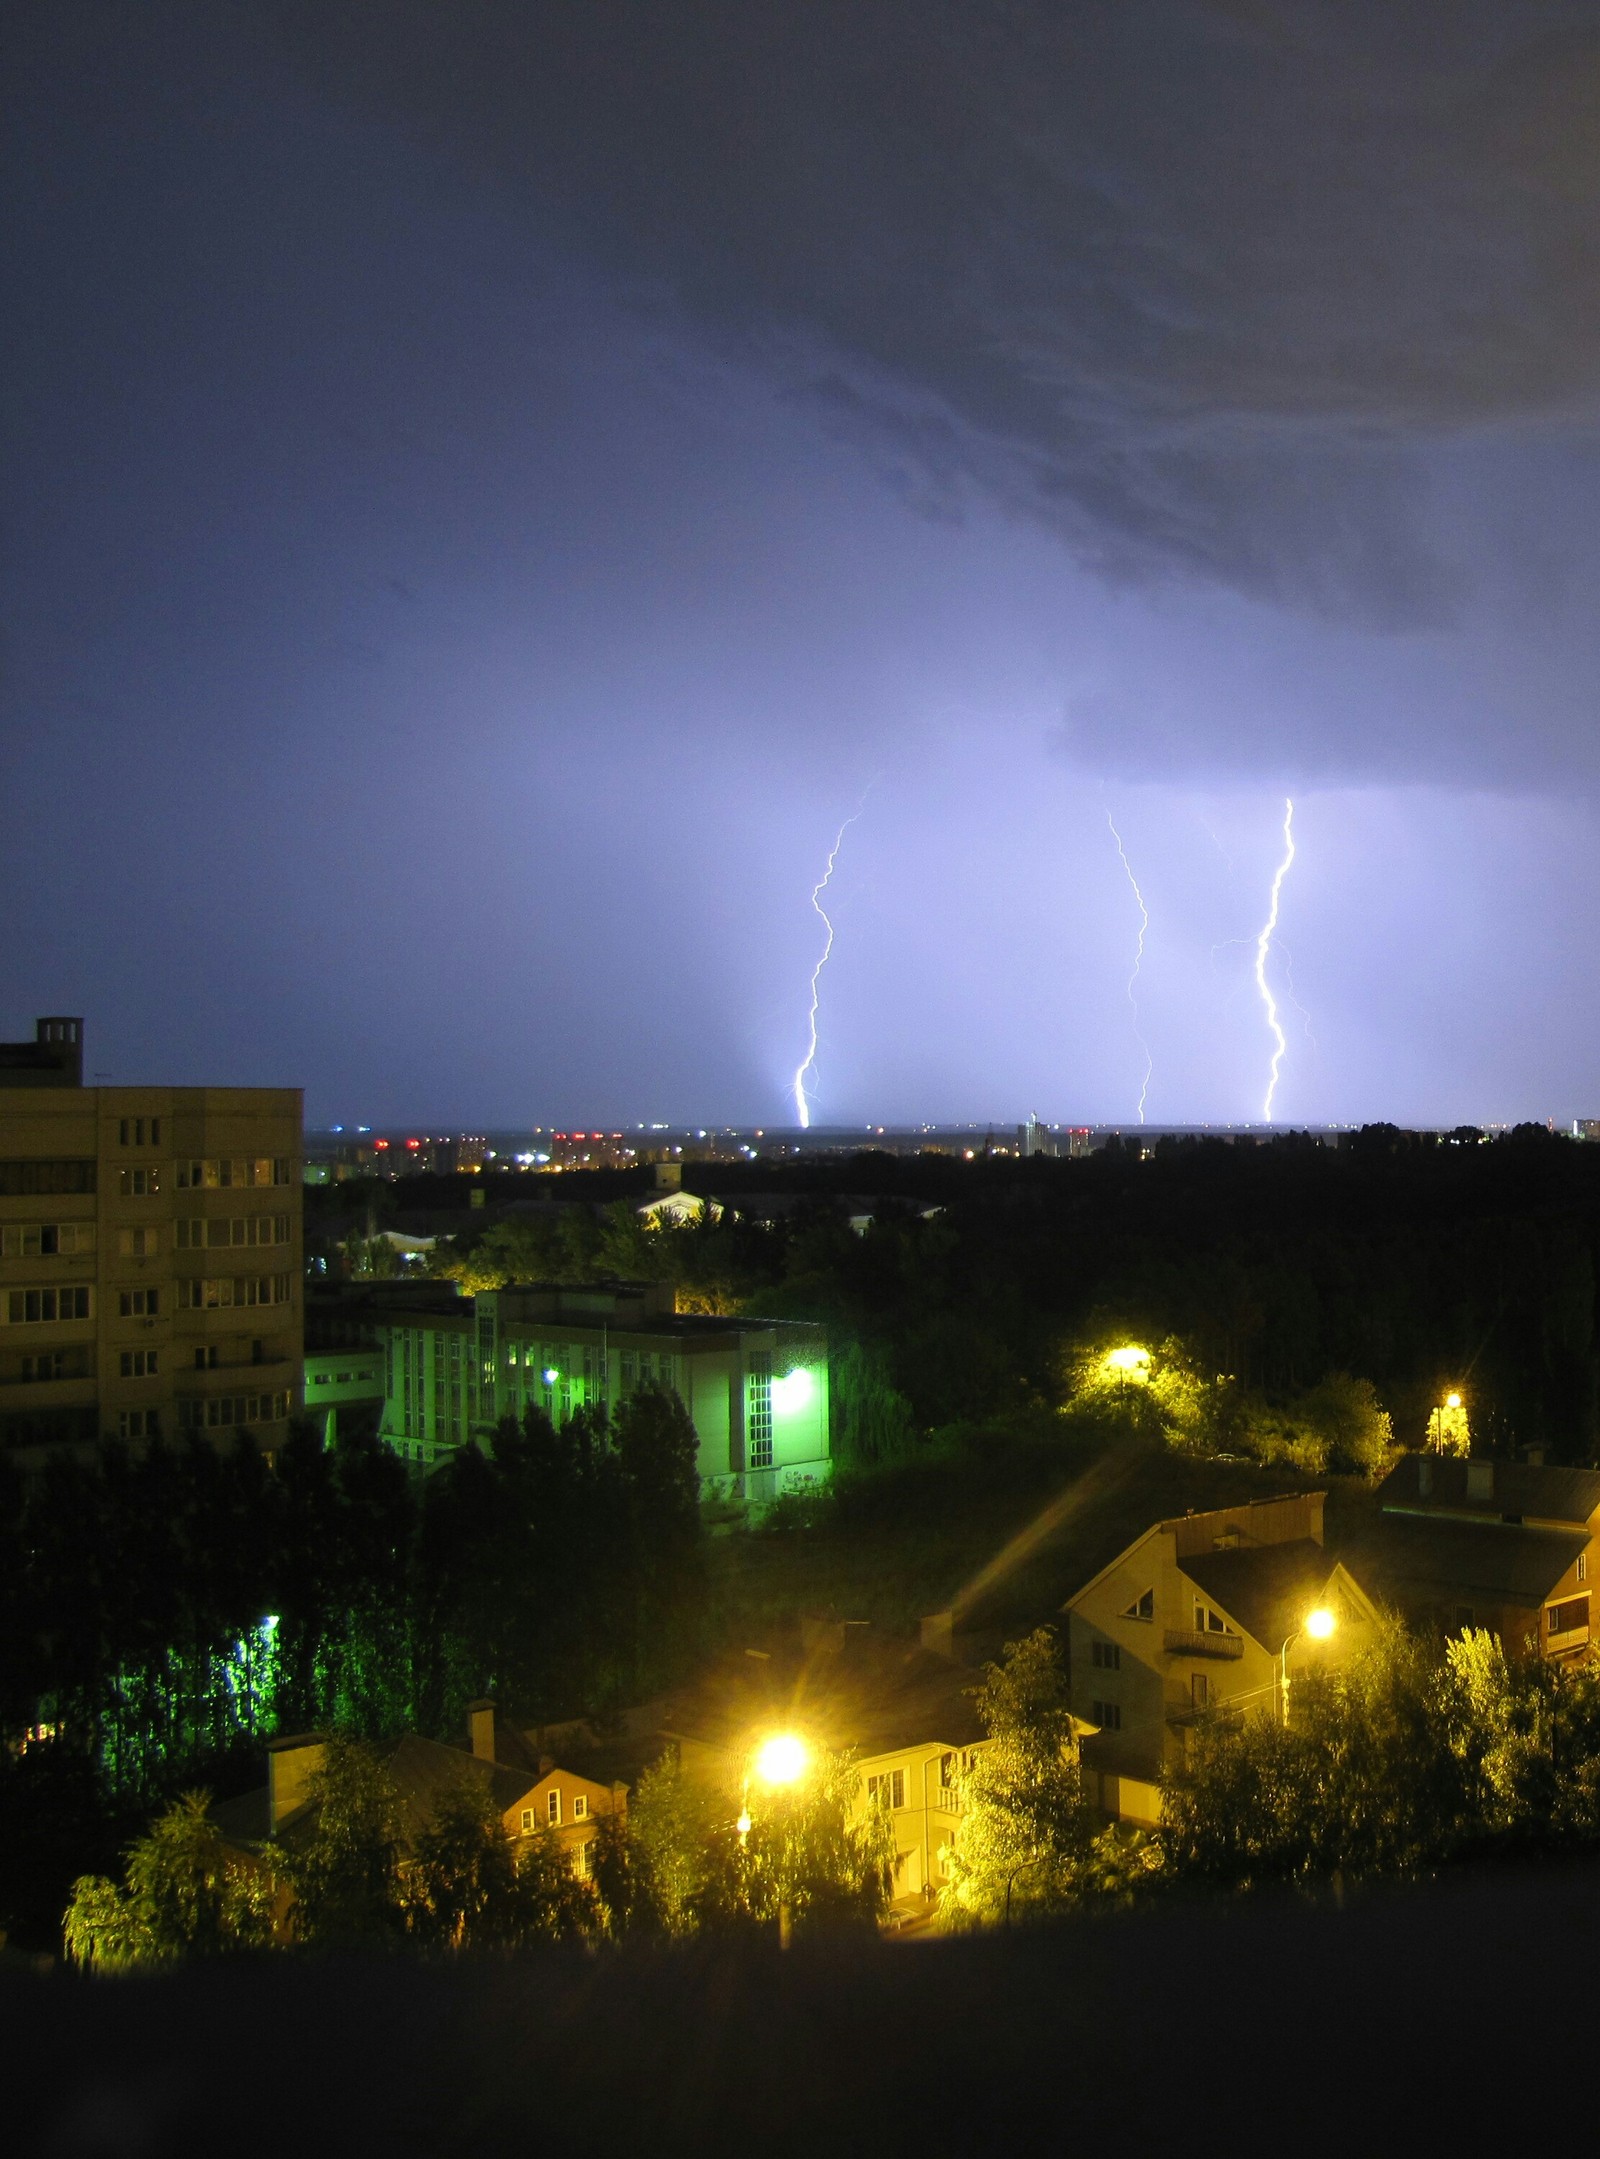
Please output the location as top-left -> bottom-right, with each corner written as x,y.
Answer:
1445,1391 -> 1462,1411
1104,1345 -> 1151,1376
1304,1606 -> 1336,1641
753,1732 -> 810,1787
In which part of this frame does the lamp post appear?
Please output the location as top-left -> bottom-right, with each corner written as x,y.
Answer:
743,1731 -> 811,1948
1278,1605 -> 1336,1725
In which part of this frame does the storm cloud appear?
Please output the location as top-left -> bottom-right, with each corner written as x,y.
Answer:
272,0 -> 1600,629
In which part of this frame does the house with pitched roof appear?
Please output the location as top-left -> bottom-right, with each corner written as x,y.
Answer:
656,1622 -> 992,1923
1062,1492 -> 1380,1823
211,1699 -> 628,1906
1347,1455 -> 1600,1660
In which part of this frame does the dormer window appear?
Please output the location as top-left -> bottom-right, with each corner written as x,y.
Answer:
1121,1588 -> 1155,1621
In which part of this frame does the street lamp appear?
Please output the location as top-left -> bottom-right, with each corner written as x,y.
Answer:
1279,1605 -> 1336,1725
1427,1388 -> 1469,1455
742,1730 -> 812,1948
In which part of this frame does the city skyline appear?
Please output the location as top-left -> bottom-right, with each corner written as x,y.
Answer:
10,5 -> 1600,1128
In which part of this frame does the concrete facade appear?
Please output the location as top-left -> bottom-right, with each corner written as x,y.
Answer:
0,1029 -> 302,1459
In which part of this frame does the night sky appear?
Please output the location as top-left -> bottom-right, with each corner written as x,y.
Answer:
9,2 -> 1600,1129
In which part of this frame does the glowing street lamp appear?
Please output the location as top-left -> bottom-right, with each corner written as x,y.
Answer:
1104,1345 -> 1151,1379
742,1731 -> 812,1948
753,1730 -> 810,1788
1279,1605 -> 1337,1724
1428,1388 -> 1469,1455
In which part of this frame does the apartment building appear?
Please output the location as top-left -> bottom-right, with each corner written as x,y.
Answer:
1063,1493 -> 1379,1822
0,1017 -> 303,1459
371,1279 -> 830,1502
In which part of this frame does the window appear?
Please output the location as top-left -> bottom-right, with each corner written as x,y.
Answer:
176,1392 -> 290,1430
2,1223 -> 92,1257
1193,1603 -> 1231,1635
547,1789 -> 562,1825
520,1808 -> 535,1834
118,1227 -> 159,1258
1089,1700 -> 1122,1731
0,1160 -> 96,1196
176,1158 -> 292,1191
118,1409 -> 160,1440
1091,1640 -> 1121,1670
1580,1554 -> 1589,1585
867,1769 -> 906,1810
1548,1596 -> 1590,1637
573,1794 -> 589,1821
119,1167 -> 159,1197
20,1351 -> 69,1382
1121,1588 -> 1155,1621
118,1117 -> 161,1146
1191,1673 -> 1210,1709
177,1215 -> 291,1250
179,1274 -> 290,1310
119,1289 -> 159,1318
573,1839 -> 591,1879
3,1286 -> 92,1325
746,1352 -> 774,1469
119,1350 -> 159,1378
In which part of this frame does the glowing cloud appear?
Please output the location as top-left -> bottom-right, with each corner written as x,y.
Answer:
1107,813 -> 1153,1123
1254,798 -> 1297,1120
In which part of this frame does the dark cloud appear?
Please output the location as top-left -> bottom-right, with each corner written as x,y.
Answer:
269,0 -> 1600,626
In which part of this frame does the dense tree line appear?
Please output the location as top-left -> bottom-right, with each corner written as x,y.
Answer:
394,1126 -> 1600,1462
63,1729 -> 893,1966
943,1620 -> 1600,1927
1,1390 -> 703,1944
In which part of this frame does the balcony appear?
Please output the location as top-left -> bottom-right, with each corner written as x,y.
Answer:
1163,1627 -> 1244,1660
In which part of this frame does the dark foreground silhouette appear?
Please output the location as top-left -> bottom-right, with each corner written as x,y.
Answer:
6,1858 -> 1586,2156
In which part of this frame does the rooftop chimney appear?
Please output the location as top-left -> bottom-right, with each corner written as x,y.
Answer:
266,1734 -> 327,1830
466,1699 -> 497,1763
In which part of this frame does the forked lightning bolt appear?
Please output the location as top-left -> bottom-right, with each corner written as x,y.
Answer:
792,811 -> 862,1129
1254,798 -> 1296,1120
1107,813 -> 1153,1124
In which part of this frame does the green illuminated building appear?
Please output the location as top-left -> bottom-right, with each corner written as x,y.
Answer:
373,1281 -> 830,1506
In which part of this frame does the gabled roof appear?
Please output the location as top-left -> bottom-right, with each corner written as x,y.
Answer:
1177,1539 -> 1344,1650
1344,1514 -> 1586,1610
1378,1455 -> 1600,1526
659,1637 -> 987,1763
210,1734 -> 538,1855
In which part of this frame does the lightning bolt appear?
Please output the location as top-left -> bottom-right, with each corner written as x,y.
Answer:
1107,814 -> 1153,1124
792,807 -> 864,1129
1254,797 -> 1296,1120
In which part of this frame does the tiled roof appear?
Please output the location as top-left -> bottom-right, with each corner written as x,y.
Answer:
1343,1514 -> 1586,1609
1176,1540 -> 1343,1649
1377,1455 -> 1600,1525
658,1638 -> 987,1765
